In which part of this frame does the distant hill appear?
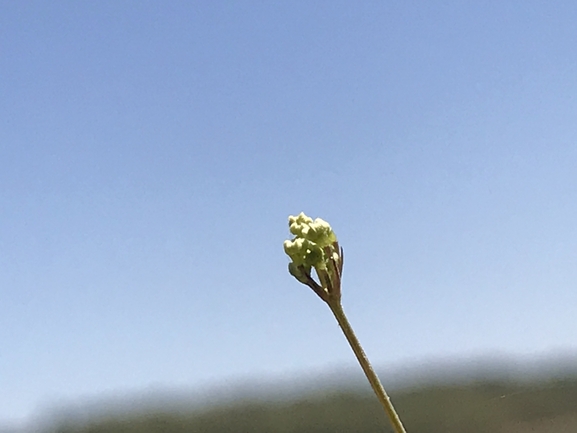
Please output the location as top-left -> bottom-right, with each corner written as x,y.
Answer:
39,357 -> 577,433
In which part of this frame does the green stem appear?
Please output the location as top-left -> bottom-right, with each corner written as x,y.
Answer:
328,300 -> 407,433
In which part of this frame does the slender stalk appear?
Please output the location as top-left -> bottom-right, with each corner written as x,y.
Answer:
328,300 -> 407,433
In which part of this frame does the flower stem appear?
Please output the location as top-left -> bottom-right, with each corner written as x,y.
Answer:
328,300 -> 408,433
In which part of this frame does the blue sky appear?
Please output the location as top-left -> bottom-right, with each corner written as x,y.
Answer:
1,1 -> 577,428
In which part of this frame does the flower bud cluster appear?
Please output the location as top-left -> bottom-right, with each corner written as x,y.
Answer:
283,212 -> 343,303
284,213 -> 336,270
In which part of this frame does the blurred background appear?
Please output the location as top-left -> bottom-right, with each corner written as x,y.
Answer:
1,1 -> 576,432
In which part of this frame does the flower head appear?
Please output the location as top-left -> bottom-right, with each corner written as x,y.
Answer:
284,212 -> 343,302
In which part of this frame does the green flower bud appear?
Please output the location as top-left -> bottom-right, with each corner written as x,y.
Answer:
302,243 -> 324,269
288,262 -> 311,285
284,212 -> 342,300
306,218 -> 336,246
288,212 -> 314,237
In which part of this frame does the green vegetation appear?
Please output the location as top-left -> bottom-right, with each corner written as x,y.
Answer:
46,376 -> 577,433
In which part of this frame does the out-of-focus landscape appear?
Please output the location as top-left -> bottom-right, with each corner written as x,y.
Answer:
9,356 -> 577,433
2,2 -> 577,432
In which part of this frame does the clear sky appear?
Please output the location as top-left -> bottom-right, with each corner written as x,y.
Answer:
1,1 -> 577,428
